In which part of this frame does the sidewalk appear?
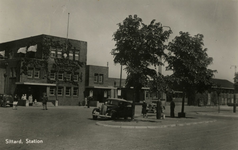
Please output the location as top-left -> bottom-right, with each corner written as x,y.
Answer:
95,105 -> 222,129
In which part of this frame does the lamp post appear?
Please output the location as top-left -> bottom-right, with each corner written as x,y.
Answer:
231,65 -> 237,113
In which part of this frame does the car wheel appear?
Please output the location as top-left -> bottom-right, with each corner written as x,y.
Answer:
92,108 -> 99,120
124,117 -> 128,120
93,115 -> 98,120
111,112 -> 117,120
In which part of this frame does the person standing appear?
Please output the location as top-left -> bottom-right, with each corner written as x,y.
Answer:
170,98 -> 175,117
142,101 -> 147,118
42,93 -> 48,110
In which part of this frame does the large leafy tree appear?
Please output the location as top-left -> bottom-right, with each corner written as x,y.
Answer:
111,15 -> 172,117
166,31 -> 216,116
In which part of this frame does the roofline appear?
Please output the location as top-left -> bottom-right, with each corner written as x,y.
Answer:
0,34 -> 87,45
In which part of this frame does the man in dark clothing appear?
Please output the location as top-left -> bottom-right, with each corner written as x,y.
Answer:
42,93 -> 48,110
170,99 -> 175,117
142,101 -> 147,118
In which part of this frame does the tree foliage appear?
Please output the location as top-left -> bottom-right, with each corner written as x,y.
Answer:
112,15 -> 172,101
166,31 -> 216,105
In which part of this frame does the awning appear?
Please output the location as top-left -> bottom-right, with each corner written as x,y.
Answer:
86,86 -> 117,90
16,82 -> 56,86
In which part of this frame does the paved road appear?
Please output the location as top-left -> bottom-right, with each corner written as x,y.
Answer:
0,105 -> 238,150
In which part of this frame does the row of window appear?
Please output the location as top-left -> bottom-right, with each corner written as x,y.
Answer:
50,87 -> 79,96
50,47 -> 80,61
27,68 -> 79,82
49,72 -> 79,82
94,74 -> 104,83
27,68 -> 40,78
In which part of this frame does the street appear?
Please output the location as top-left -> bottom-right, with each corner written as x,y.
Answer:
0,105 -> 238,150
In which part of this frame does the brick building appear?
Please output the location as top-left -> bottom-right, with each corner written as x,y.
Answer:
0,34 -> 87,106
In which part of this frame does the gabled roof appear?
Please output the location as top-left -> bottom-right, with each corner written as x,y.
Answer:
211,78 -> 234,90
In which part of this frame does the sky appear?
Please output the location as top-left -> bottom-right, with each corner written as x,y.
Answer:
0,0 -> 237,82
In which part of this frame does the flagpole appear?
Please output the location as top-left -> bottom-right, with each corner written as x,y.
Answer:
66,13 -> 70,51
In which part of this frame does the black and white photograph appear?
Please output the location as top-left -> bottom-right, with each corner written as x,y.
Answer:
0,0 -> 237,149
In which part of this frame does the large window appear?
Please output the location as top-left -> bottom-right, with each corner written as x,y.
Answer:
73,74 -> 78,82
73,87 -> 78,96
27,68 -> 33,78
65,87 -> 71,96
10,67 -> 16,78
50,48 -> 56,58
57,50 -> 62,58
75,51 -> 80,61
94,73 -> 98,83
66,73 -> 71,81
50,72 -> 56,80
99,74 -> 103,83
50,87 -> 55,96
58,72 -> 64,81
57,87 -> 63,96
69,51 -> 73,60
34,68 -> 40,78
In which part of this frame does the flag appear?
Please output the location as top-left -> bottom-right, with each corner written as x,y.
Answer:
27,44 -> 37,52
17,47 -> 27,54
0,50 -> 5,57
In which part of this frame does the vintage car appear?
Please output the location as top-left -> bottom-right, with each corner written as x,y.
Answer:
0,94 -> 14,107
92,98 -> 133,120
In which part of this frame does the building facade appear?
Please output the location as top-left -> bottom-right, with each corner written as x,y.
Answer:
0,34 -> 87,106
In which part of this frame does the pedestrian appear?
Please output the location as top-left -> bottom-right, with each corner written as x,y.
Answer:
170,98 -> 175,117
87,96 -> 91,108
84,96 -> 87,107
42,93 -> 48,110
13,94 -> 18,110
142,101 -> 147,118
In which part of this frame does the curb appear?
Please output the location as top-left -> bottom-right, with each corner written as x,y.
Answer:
96,120 -> 216,129
197,112 -> 238,118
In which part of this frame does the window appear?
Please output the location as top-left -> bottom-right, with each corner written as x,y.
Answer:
50,47 -> 56,58
69,52 -> 73,60
73,87 -> 78,96
99,74 -> 103,83
73,74 -> 78,82
58,72 -> 64,81
57,87 -> 63,96
34,68 -> 40,78
75,51 -> 79,61
50,51 -> 56,58
66,73 -> 71,81
10,67 -> 16,77
27,68 -> 33,78
94,74 -> 98,82
50,87 -> 55,96
65,87 -> 71,96
50,72 -> 55,80
57,50 -> 62,58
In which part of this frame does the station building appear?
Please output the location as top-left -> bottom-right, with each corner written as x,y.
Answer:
0,34 -> 235,106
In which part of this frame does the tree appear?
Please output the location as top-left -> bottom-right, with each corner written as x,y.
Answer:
111,15 -> 172,118
166,31 -> 216,117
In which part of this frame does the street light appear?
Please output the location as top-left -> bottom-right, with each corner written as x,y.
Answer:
231,65 -> 237,113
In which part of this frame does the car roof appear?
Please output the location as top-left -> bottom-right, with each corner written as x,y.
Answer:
106,98 -> 132,103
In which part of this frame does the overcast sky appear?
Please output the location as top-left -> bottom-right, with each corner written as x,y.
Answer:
0,0 -> 237,82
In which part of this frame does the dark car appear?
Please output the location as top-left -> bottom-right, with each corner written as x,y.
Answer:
92,98 -> 133,120
0,94 -> 14,107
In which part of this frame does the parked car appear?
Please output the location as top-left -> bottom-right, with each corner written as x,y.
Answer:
92,98 -> 133,120
0,94 -> 14,107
